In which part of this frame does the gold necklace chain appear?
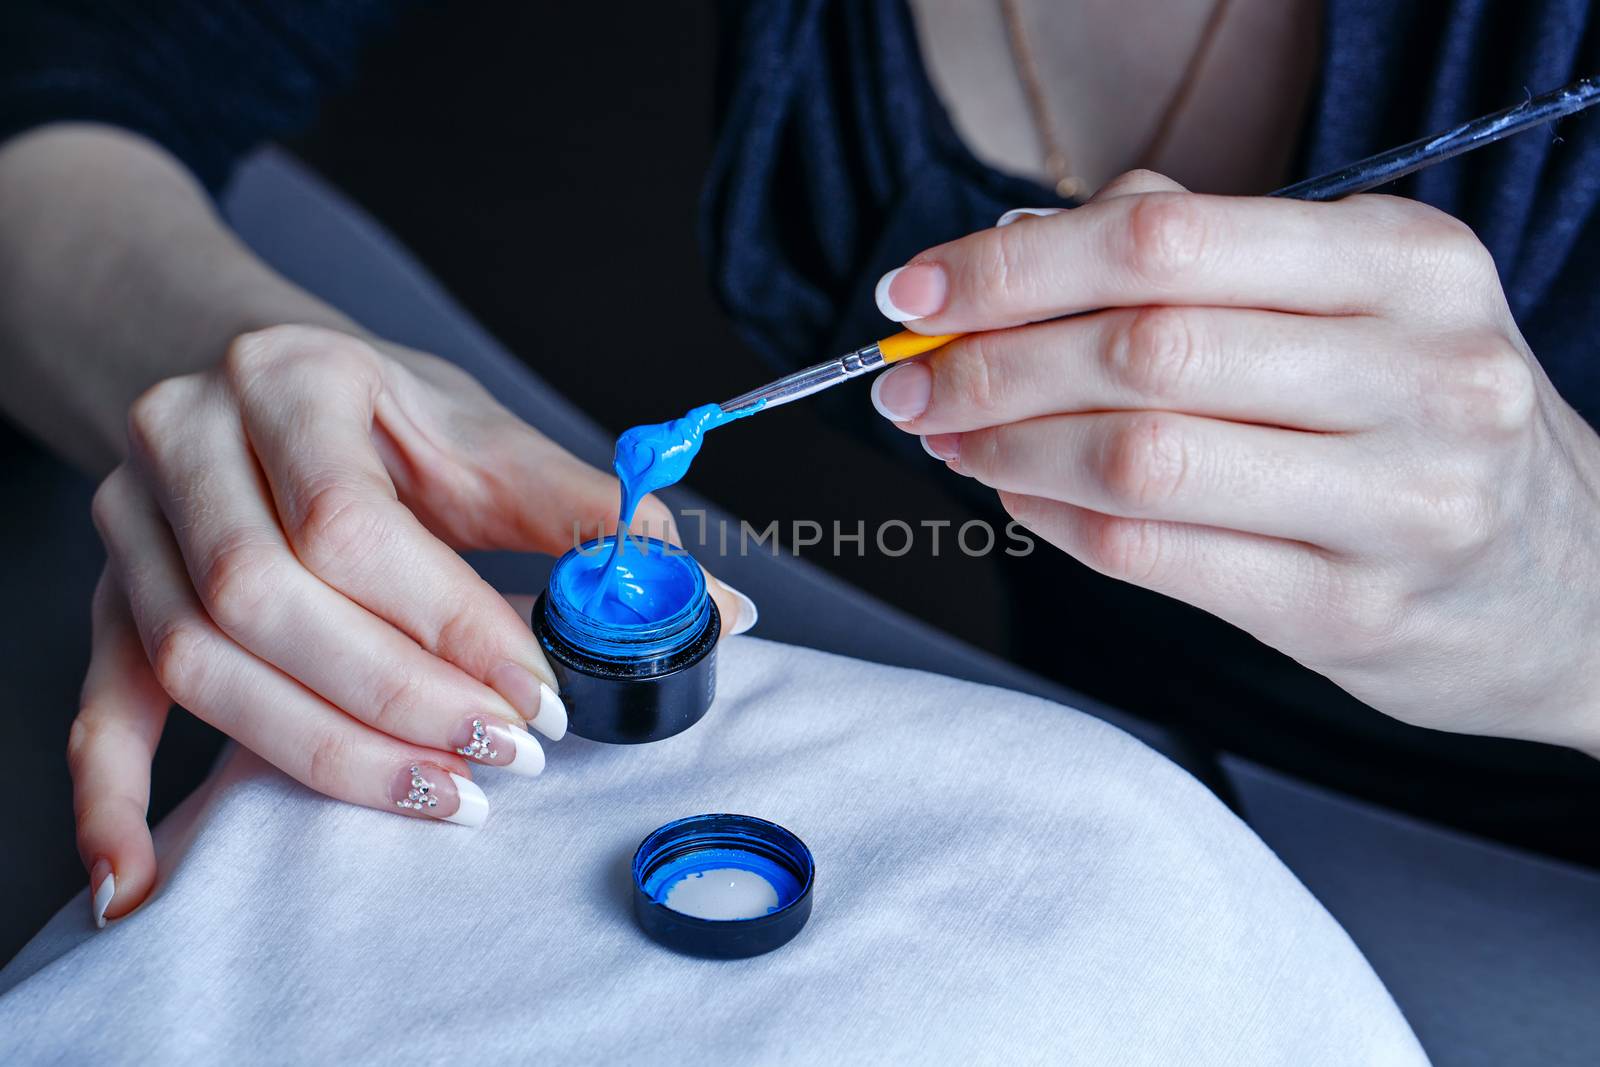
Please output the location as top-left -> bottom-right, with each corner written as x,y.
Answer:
998,0 -> 1234,198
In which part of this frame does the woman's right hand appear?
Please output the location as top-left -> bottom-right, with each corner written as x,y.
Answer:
70,323 -> 754,927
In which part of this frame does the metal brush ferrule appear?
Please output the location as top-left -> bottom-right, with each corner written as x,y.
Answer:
719,343 -> 885,415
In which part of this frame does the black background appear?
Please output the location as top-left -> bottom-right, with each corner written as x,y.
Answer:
289,0 -> 1016,654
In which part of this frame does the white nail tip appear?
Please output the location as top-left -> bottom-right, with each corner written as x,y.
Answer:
502,724 -> 546,777
532,683 -> 567,742
996,207 -> 1065,227
93,873 -> 115,930
446,774 -> 489,828
874,267 -> 922,323
725,586 -> 759,635
919,436 -> 942,460
869,371 -> 906,424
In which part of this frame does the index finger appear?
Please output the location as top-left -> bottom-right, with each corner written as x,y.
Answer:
229,328 -> 567,740
877,191 -> 1470,332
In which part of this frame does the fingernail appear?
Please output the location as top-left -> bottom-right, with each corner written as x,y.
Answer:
870,362 -> 932,422
996,207 -> 1065,227
394,763 -> 489,828
90,859 -> 114,930
488,662 -> 566,741
720,581 -> 759,635
455,716 -> 544,777
875,263 -> 947,322
534,683 -> 567,741
446,774 -> 489,827
923,433 -> 961,463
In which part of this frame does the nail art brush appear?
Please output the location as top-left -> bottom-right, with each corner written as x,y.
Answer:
717,72 -> 1600,417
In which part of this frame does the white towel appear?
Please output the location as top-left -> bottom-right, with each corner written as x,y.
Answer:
0,637 -> 1424,1065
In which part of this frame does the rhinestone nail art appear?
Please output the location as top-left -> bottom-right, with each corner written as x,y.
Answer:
397,765 -> 440,811
457,719 -> 499,761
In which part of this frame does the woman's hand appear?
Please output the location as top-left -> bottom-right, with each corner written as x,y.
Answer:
869,170 -> 1600,754
72,324 -> 754,926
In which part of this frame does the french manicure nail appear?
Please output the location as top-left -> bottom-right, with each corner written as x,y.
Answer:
996,207 -> 1066,227
875,263 -> 948,322
870,362 -> 932,423
394,763 -> 489,828
446,774 -> 488,828
488,662 -> 564,741
720,581 -> 759,635
923,433 -> 961,464
532,683 -> 567,741
455,716 -> 544,777
90,858 -> 114,930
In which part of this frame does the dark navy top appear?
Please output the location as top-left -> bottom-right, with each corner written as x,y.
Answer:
3,1 -> 1598,418
701,0 -> 1600,426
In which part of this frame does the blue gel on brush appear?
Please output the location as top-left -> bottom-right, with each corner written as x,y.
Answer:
612,402 -> 761,531
586,401 -> 760,617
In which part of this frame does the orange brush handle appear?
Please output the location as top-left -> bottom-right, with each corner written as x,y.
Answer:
877,330 -> 965,363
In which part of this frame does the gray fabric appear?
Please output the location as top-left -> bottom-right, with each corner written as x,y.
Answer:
0,639 -> 1425,1065
1228,758 -> 1600,1066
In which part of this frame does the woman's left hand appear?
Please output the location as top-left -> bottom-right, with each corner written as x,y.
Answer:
870,170 -> 1600,753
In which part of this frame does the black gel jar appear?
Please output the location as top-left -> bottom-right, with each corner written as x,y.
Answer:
533,536 -> 719,744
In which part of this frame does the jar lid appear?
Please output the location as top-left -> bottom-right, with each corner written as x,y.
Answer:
632,813 -> 814,958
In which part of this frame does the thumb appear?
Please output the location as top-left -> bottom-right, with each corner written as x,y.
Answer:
455,425 -> 626,557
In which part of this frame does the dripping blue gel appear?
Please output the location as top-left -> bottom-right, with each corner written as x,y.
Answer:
571,401 -> 761,622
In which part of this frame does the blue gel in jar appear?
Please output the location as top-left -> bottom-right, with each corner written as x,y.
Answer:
547,536 -> 710,659
533,537 -> 720,744
633,814 -> 815,958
